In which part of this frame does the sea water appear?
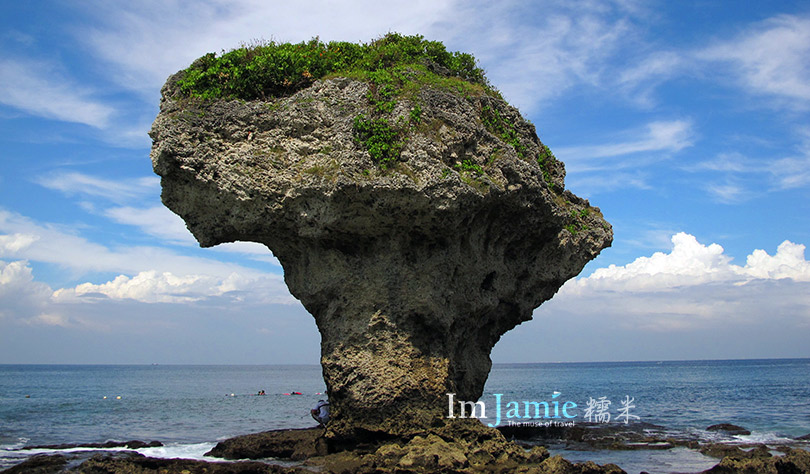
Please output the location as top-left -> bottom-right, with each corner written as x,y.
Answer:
1,359 -> 809,473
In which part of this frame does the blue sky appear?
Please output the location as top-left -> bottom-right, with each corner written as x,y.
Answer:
1,1 -> 809,364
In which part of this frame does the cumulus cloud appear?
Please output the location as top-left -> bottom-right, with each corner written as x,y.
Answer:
545,233 -> 810,335
34,172 -> 281,263
1,257 -> 294,337
54,270 -> 293,305
0,258 -> 314,364
0,259 -> 53,321
572,232 -> 810,291
743,240 -> 810,281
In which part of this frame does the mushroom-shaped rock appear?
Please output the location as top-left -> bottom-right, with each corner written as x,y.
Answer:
150,35 -> 612,443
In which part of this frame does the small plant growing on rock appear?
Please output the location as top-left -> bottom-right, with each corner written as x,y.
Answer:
454,158 -> 484,175
353,114 -> 402,169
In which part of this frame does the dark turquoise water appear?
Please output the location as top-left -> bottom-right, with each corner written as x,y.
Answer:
1,359 -> 808,473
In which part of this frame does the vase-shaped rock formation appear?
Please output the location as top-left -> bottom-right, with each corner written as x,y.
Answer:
150,38 -> 612,443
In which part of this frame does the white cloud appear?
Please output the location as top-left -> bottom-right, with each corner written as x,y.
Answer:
698,14 -> 810,105
0,233 -> 39,253
36,172 -> 159,203
696,152 -> 761,173
0,260 -> 53,321
54,270 -> 293,305
0,58 -> 115,128
0,258 -> 318,363
0,257 -> 295,345
577,232 -> 810,289
743,240 -> 810,281
548,233 -> 810,332
102,205 -> 281,265
26,313 -> 72,328
575,233 -> 734,291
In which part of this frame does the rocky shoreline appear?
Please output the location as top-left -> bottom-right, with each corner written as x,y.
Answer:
5,422 -> 810,473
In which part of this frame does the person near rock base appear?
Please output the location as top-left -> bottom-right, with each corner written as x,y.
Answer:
311,399 -> 329,427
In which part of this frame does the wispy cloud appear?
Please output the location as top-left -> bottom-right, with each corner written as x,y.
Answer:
771,127 -> 810,189
104,206 -> 195,245
694,128 -> 810,202
705,181 -> 752,205
616,51 -> 685,106
0,209 -> 274,279
565,171 -> 651,195
697,14 -> 810,106
67,0 -> 645,115
433,0 -> 637,112
36,172 -> 159,203
73,0 -> 455,94
549,119 -> 694,195
557,120 -> 693,162
0,58 -> 115,128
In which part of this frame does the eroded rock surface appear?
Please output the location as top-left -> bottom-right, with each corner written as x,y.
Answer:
151,67 -> 612,442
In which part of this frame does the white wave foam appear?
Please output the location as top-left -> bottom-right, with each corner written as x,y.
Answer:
135,442 -> 218,461
8,442 -> 218,461
735,432 -> 797,445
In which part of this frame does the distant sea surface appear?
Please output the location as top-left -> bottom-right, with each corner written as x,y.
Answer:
2,359 -> 809,473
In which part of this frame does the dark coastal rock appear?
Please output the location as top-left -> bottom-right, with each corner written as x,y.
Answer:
797,433 -> 810,441
151,37 -> 611,444
699,443 -> 771,459
0,454 -> 67,474
206,423 -> 625,473
526,455 -> 626,474
22,440 -> 163,450
706,424 -> 751,436
499,421 -> 697,451
701,446 -> 810,474
71,452 -> 306,473
206,427 -> 327,460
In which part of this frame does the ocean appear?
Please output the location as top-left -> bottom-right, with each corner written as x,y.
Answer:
1,359 -> 809,473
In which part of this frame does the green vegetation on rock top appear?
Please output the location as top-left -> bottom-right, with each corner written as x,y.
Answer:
177,33 -> 493,100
